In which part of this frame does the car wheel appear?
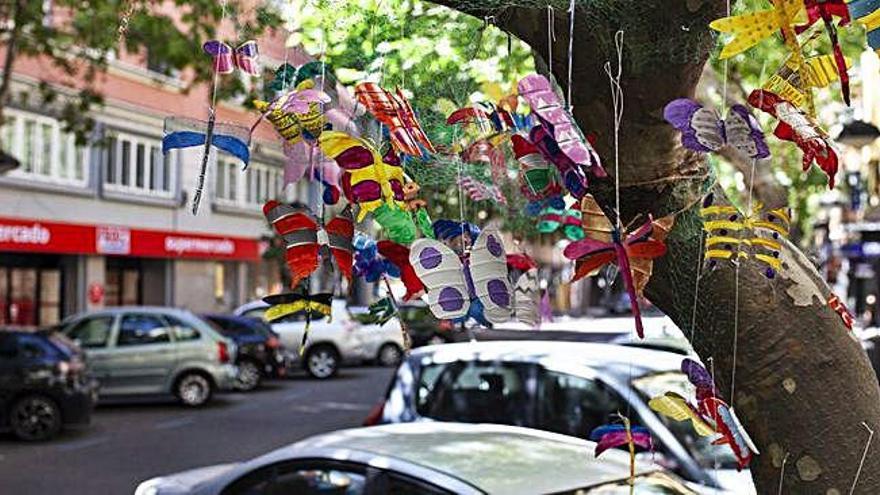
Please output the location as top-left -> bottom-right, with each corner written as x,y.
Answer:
305,345 -> 339,379
175,372 -> 213,407
377,343 -> 403,367
236,360 -> 262,392
9,395 -> 62,441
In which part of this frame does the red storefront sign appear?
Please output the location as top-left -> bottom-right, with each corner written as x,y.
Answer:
0,216 -> 262,261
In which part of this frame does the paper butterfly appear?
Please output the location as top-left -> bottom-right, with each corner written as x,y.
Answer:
564,195 -> 668,338
353,234 -> 401,283
530,125 -> 593,200
409,228 -> 511,328
377,241 -> 425,301
263,201 -> 354,289
681,358 -> 759,470
648,391 -> 715,437
253,80 -> 330,150
461,140 -> 507,186
458,176 -> 506,204
517,74 -> 603,174
701,195 -> 791,279
589,415 -> 653,487
537,207 -> 584,241
663,99 -> 770,161
203,40 -> 260,76
763,52 -> 849,112
317,131 -> 406,222
162,116 -> 250,215
750,91 -> 840,189
828,293 -> 854,330
268,61 -> 327,93
850,0 -> 880,56
511,134 -> 564,216
354,82 -> 436,157
512,267 -> 539,327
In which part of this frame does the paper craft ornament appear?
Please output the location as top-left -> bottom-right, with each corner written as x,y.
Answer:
317,131 -> 407,222
364,297 -> 397,326
850,0 -> 880,56
517,74 -> 603,174
537,207 -> 584,241
700,195 -> 791,279
564,195 -> 669,338
748,90 -> 839,188
162,116 -> 250,215
794,3 -> 851,105
511,134 -> 565,216
403,182 -> 434,239
663,99 -> 770,160
512,267 -> 539,327
268,61 -> 326,93
432,219 -> 481,255
263,292 -> 332,353
649,392 -> 715,437
458,176 -> 506,204
354,83 -> 436,157
763,52 -> 850,112
377,240 -> 426,301
828,293 -> 854,330
461,140 -> 507,186
373,203 -> 418,245
353,234 -> 401,283
409,228 -> 511,327
203,40 -> 260,76
589,415 -> 652,491
263,201 -> 354,288
253,80 -> 330,150
530,125 -> 595,200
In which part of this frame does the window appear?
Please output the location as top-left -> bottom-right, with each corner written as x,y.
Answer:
225,463 -> 367,495
1,108 -> 90,186
166,315 -> 201,341
215,157 -> 284,208
538,370 -> 624,438
116,314 -> 171,346
104,131 -> 174,197
66,316 -> 114,348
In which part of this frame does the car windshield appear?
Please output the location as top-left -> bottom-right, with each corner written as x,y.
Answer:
631,371 -> 740,470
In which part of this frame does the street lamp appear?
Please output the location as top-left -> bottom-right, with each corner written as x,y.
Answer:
0,150 -> 19,174
836,119 -> 880,148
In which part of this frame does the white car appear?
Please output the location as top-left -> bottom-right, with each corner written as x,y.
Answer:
233,299 -> 405,379
135,422 -> 702,495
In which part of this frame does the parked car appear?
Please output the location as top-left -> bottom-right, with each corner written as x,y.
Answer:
397,301 -> 455,347
234,298 -> 405,379
59,307 -> 238,407
135,422 -> 702,495
0,329 -> 97,441
200,314 -> 287,391
369,340 -> 755,494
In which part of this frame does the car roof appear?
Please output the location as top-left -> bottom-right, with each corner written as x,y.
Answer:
247,423 -> 656,494
409,340 -> 684,379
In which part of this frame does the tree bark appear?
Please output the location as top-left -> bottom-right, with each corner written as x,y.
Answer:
431,0 -> 880,492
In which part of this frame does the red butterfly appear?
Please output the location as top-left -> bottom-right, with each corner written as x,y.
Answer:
563,212 -> 667,338
796,0 -> 851,105
263,201 -> 353,288
354,83 -> 436,157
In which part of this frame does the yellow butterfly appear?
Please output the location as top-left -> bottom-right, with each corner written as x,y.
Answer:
649,392 -> 715,437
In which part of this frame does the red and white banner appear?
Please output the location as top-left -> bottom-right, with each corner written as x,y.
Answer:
0,216 -> 262,261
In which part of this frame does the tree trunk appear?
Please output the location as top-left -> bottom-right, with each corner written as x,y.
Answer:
431,0 -> 880,492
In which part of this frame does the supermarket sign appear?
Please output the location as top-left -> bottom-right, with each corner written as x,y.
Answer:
0,216 -> 260,261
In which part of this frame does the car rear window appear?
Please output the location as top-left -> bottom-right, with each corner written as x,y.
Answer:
204,316 -> 259,337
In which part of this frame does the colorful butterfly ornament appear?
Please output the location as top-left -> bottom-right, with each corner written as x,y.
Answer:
511,134 -> 565,216
263,201 -> 354,289
793,3 -> 852,106
700,194 -> 791,279
517,74 -> 604,185
664,99 -> 770,161
458,176 -> 507,204
828,293 -> 854,330
762,50 -> 851,113
262,292 -> 332,354
564,195 -> 669,338
203,40 -> 261,76
680,358 -> 759,470
409,228 -> 512,328
748,89 -> 840,188
510,261 -> 540,327
162,116 -> 250,215
537,207 -> 584,241
589,415 -> 653,492
353,234 -> 401,283
354,83 -> 436,157
253,79 -> 331,152
376,241 -> 426,301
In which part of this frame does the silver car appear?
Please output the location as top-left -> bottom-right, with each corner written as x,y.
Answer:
135,422 -> 700,494
60,307 -> 238,407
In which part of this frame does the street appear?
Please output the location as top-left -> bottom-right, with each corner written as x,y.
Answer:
0,366 -> 395,495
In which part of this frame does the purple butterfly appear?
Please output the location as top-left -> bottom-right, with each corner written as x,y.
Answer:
681,357 -> 717,404
203,40 -> 260,76
664,99 -> 770,160
530,125 -> 596,200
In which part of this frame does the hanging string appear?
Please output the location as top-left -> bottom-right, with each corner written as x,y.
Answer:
566,0 -> 576,110
720,0 -> 731,112
851,422 -> 875,495
603,30 -> 624,229
547,6 -> 556,75
777,452 -> 790,495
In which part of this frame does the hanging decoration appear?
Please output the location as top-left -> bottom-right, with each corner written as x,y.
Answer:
409,228 -> 511,327
517,74 -> 604,182
461,140 -> 508,188
700,194 -> 791,279
511,134 -> 564,216
564,195 -> 669,338
432,219 -> 481,254
402,182 -> 434,239
252,80 -> 331,152
317,131 -> 408,222
747,89 -> 839,188
663,99 -> 770,161
262,292 -> 332,353
263,201 -> 354,289
353,234 -> 401,283
648,392 -> 716,436
203,40 -> 261,76
849,0 -> 880,55
458,175 -> 507,204
377,240 -> 426,301
363,297 -> 397,326
589,415 -> 653,492
354,83 -> 436,157
512,266 -> 540,327
536,206 -> 584,241
763,49 -> 850,112
828,293 -> 854,330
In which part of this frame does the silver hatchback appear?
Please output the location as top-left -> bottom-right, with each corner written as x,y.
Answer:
60,307 -> 238,407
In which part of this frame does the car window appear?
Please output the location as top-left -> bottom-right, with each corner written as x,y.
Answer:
116,314 -> 172,346
416,361 -> 537,426
206,317 -> 258,337
273,310 -> 328,324
242,307 -> 268,320
223,463 -> 367,495
538,370 -> 626,438
571,472 -> 697,494
166,315 -> 202,341
67,316 -> 114,348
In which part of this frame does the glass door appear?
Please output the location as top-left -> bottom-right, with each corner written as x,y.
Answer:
9,268 -> 37,326
39,270 -> 61,326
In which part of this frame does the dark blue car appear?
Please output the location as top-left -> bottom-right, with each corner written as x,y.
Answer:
200,315 -> 288,391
